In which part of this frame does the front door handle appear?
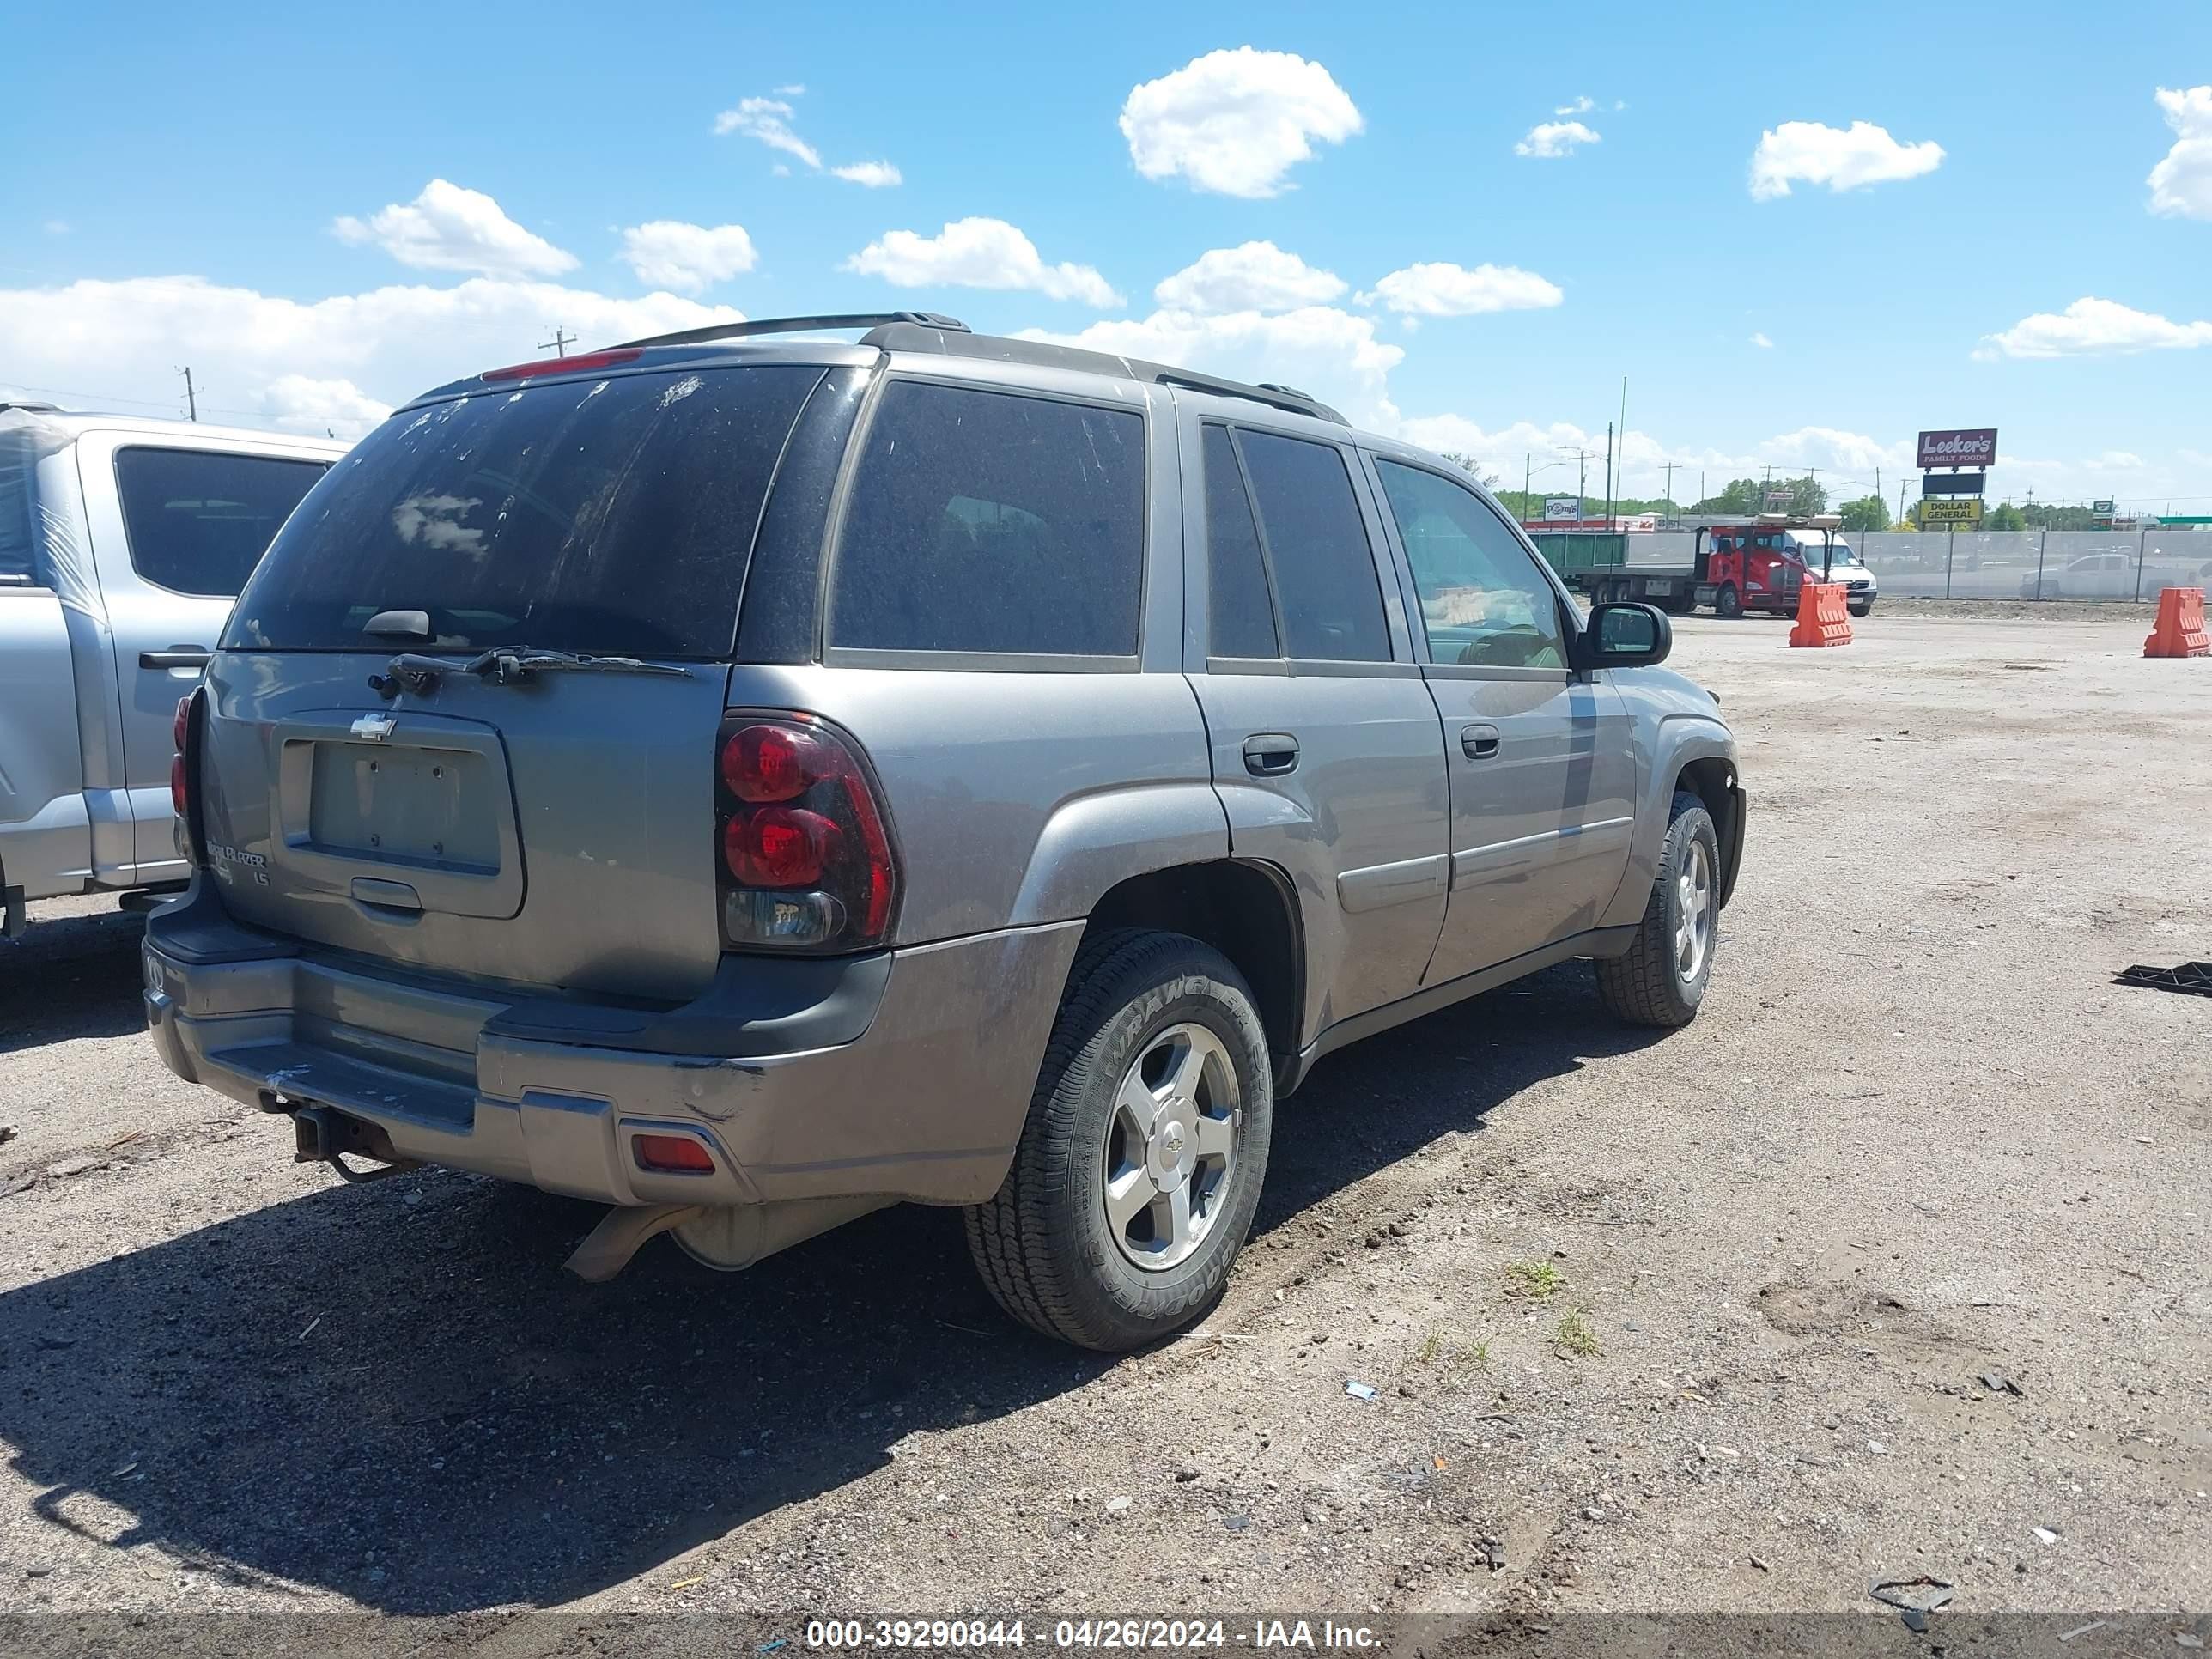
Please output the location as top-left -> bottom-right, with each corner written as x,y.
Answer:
1461,723 -> 1501,760
140,647 -> 212,670
1242,733 -> 1299,776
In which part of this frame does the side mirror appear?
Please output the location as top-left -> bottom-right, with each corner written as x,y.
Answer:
1578,602 -> 1672,671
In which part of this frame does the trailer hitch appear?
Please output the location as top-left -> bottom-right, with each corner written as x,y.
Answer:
290,1103 -> 422,1185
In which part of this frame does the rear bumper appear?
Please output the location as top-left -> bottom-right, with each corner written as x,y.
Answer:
143,884 -> 1080,1208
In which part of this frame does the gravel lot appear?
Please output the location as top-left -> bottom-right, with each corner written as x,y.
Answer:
2,611 -> 2208,1646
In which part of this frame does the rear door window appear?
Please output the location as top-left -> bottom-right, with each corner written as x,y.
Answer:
115,448 -> 329,598
1201,424 -> 1279,659
1233,429 -> 1389,663
829,381 -> 1145,659
227,365 -> 823,655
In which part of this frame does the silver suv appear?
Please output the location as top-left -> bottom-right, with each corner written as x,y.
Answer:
143,313 -> 1745,1350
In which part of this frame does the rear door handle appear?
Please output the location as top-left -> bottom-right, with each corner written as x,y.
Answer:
141,647 -> 212,670
1461,723 -> 1501,760
1242,733 -> 1299,776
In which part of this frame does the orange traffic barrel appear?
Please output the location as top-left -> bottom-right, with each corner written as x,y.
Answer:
1789,581 -> 1853,648
2144,586 -> 2209,659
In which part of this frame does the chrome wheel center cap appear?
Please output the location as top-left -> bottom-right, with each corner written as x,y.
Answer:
1151,1112 -> 1194,1190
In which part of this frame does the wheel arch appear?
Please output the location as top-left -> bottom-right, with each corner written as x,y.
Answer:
1674,754 -> 1746,908
1077,859 -> 1306,1081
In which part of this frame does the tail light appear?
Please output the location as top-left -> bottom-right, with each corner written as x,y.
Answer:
480,348 -> 641,383
715,714 -> 897,952
171,690 -> 202,859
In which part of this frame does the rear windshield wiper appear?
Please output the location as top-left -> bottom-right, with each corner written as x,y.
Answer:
371,647 -> 690,699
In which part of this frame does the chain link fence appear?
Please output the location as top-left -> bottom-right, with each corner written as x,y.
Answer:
1613,528 -> 2212,601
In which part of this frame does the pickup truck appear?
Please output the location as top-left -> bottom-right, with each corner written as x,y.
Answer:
1,404 -> 344,936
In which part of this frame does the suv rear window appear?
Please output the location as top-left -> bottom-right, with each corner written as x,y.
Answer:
829,381 -> 1144,659
116,447 -> 329,598
226,365 -> 823,656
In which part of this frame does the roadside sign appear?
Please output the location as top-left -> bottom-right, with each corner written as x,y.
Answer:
1921,471 -> 1987,497
2093,499 -> 2116,514
1919,497 -> 1984,528
1543,495 -> 1580,521
1917,428 -> 1998,469
1762,489 -> 1791,509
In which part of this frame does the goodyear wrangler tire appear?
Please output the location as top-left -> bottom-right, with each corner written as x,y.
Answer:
964,930 -> 1273,1351
1595,791 -> 1718,1028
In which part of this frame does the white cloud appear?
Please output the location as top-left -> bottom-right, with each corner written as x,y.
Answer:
1750,331 -> 1774,349
259,374 -> 392,436
714,96 -> 822,168
2148,85 -> 2212,219
1119,47 -> 1363,198
1975,295 -> 2212,359
332,179 -> 577,278
42,220 -> 70,236
842,217 -> 1121,307
1554,95 -> 1595,116
618,221 -> 758,292
1515,121 -> 1599,159
1022,307 -> 1404,429
1364,262 -> 1564,317
1749,120 -> 1943,199
773,82 -> 806,96
714,92 -> 900,185
0,274 -> 742,440
1153,242 -> 1346,313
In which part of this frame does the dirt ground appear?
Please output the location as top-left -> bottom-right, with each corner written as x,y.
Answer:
2,611 -> 2208,1647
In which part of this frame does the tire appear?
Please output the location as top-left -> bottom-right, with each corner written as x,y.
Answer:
1595,790 -> 1719,1028
964,929 -> 1274,1351
1715,583 -> 1743,619
1849,600 -> 1873,617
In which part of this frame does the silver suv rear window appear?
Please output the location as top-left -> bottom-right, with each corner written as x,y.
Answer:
828,381 -> 1144,659
225,364 -> 823,657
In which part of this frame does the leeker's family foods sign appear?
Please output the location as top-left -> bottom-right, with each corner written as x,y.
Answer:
1917,428 -> 1998,469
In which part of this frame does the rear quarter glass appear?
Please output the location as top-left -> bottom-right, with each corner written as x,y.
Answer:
223,364 -> 826,659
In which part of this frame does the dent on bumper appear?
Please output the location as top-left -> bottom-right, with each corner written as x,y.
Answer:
143,908 -> 1082,1209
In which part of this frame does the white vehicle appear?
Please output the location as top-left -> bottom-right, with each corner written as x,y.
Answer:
1785,531 -> 1878,617
1,404 -> 345,936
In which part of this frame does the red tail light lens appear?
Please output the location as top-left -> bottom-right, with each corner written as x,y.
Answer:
721,723 -> 827,803
723,806 -> 837,887
715,715 -> 897,952
480,348 -> 642,383
633,1133 -> 715,1174
170,692 -> 198,821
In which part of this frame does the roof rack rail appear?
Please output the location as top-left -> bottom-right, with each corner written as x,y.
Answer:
611,312 -> 970,351
1152,373 -> 1346,424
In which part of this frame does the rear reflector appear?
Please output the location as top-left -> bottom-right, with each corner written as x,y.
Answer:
632,1133 -> 715,1174
481,348 -> 642,383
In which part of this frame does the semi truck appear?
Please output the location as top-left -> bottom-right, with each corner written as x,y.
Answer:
1553,514 -> 1877,618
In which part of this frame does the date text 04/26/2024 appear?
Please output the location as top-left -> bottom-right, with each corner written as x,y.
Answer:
801,1620 -> 1382,1650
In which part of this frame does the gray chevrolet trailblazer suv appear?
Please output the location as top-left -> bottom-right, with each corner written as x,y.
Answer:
143,312 -> 1746,1351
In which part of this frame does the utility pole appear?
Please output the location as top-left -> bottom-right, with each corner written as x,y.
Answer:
177,366 -> 198,422
1603,422 -> 1615,532
1662,461 -> 1676,509
538,326 -> 575,359
1615,375 -> 1628,526
1523,453 -> 1532,522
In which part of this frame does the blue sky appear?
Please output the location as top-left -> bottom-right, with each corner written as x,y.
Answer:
4,0 -> 2209,510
